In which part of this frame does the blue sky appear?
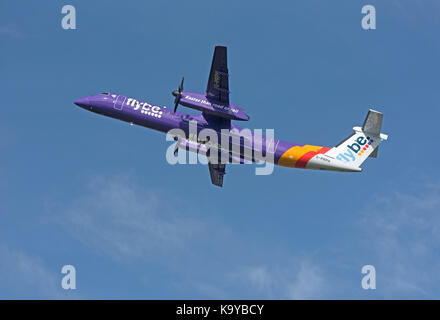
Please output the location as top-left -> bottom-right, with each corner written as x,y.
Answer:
1,0 -> 440,299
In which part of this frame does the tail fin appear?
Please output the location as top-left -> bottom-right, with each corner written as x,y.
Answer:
326,109 -> 388,168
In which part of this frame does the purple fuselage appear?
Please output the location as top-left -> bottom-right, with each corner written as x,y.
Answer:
74,92 -> 302,164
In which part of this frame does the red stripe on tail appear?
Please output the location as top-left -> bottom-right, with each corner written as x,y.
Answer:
317,147 -> 331,154
295,151 -> 316,169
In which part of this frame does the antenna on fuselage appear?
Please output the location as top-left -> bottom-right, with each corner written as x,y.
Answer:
172,77 -> 184,113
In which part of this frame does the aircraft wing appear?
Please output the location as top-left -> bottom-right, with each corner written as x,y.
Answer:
206,46 -> 229,104
208,162 -> 226,187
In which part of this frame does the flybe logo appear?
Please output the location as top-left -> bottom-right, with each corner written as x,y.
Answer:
126,98 -> 163,119
336,136 -> 374,162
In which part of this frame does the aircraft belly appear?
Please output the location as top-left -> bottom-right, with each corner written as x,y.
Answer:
306,154 -> 362,172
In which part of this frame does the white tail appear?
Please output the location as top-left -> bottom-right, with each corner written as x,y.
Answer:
325,110 -> 388,169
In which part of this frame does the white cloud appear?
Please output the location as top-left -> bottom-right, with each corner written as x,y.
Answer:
229,259 -> 326,299
49,174 -> 328,299
0,244 -> 62,299
50,174 -> 203,262
49,173 -> 440,298
359,182 -> 440,297
287,262 -> 325,299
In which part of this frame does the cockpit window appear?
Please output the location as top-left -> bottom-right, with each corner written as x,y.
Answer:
101,92 -> 110,95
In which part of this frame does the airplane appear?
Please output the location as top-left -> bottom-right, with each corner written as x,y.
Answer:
74,45 -> 388,187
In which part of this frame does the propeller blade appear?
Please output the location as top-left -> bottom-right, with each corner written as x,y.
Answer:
172,76 -> 184,114
179,77 -> 184,92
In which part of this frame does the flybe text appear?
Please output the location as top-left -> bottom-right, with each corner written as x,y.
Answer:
336,135 -> 373,162
184,95 -> 239,113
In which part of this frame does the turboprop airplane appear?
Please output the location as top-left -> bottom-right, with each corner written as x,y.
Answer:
74,45 -> 388,187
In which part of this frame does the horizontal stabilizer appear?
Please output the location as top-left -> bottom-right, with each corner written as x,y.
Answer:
362,109 -> 383,136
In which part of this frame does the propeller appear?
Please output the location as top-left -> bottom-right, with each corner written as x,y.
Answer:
172,77 -> 184,113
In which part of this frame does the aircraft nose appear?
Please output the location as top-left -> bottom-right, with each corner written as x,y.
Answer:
74,96 -> 91,108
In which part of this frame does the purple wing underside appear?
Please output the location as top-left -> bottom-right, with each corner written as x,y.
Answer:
208,162 -> 226,187
206,46 -> 230,104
